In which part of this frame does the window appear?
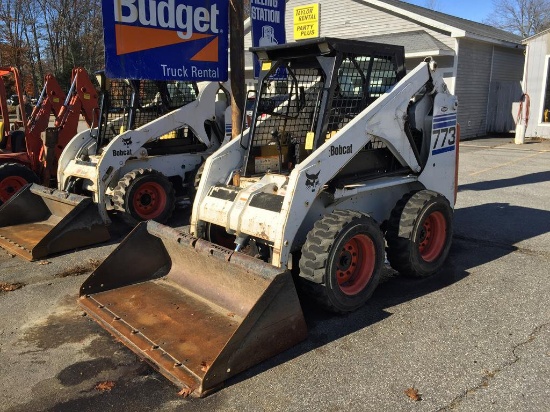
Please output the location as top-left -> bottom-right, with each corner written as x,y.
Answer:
543,57 -> 550,123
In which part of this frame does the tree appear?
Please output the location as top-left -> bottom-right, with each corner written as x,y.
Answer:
0,0 -> 38,94
423,0 -> 440,11
37,0 -> 103,83
0,0 -> 247,108
0,0 -> 104,95
0,0 -> 29,68
485,0 -> 550,37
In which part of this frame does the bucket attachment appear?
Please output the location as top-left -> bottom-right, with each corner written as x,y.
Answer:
0,184 -> 110,260
79,221 -> 307,397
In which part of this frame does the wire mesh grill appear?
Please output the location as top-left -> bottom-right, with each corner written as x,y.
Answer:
98,79 -> 133,142
330,55 -> 398,149
133,80 -> 163,128
251,67 -> 324,148
133,80 -> 197,128
98,80 -> 197,143
250,55 -> 398,147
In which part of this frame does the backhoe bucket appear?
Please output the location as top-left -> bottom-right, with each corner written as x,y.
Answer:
78,221 -> 307,397
0,184 -> 110,260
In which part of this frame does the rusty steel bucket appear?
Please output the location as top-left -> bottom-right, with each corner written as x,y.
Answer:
0,184 -> 110,260
79,221 -> 307,397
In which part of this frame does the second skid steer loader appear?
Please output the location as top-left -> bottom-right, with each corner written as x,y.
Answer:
0,78 -> 230,260
79,38 -> 458,397
58,79 -> 230,226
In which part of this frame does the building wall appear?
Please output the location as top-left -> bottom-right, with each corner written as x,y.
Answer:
455,39 -> 493,139
245,0 -> 523,139
245,0 -> 459,85
491,46 -> 524,82
524,31 -> 550,138
486,46 -> 525,133
245,0 -> 456,50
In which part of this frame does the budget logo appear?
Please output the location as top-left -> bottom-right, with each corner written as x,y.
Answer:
102,0 -> 229,81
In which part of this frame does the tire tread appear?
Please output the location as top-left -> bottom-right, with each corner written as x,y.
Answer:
112,168 -> 175,227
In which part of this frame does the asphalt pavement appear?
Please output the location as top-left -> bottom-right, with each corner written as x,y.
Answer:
0,135 -> 549,411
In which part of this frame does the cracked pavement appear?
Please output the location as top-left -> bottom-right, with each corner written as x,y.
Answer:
0,136 -> 549,411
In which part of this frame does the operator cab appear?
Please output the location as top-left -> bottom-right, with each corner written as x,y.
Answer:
243,37 -> 407,183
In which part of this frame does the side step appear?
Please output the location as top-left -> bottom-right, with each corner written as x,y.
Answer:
79,221 -> 307,397
0,184 -> 110,260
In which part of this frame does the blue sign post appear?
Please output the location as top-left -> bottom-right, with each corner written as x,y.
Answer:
102,0 -> 229,81
250,0 -> 286,78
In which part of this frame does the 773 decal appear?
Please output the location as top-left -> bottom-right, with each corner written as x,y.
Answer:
431,113 -> 457,155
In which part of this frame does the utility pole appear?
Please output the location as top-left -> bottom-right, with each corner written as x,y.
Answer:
229,0 -> 245,139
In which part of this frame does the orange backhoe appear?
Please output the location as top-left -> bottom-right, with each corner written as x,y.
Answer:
0,67 -> 99,204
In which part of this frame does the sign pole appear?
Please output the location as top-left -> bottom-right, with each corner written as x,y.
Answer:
230,0 -> 245,139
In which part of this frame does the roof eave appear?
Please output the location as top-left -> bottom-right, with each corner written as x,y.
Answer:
406,49 -> 455,58
522,27 -> 550,43
365,0 -> 463,35
365,0 -> 522,47
456,31 -> 525,48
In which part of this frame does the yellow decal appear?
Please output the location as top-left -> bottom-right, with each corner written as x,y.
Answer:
305,131 -> 315,150
261,61 -> 272,72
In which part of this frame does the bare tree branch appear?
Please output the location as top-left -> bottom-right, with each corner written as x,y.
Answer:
485,0 -> 550,37
424,0 -> 440,11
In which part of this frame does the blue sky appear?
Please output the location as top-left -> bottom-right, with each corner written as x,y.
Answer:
404,0 -> 495,23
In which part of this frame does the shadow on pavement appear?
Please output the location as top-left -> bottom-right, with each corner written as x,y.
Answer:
453,203 -> 550,248
459,171 -> 550,192
10,202 -> 549,408
228,202 -> 550,390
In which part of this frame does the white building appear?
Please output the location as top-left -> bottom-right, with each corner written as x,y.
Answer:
245,0 -> 525,139
521,28 -> 550,139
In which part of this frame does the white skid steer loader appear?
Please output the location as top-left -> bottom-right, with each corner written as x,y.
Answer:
58,78 -> 231,225
0,78 -> 230,260
79,38 -> 458,397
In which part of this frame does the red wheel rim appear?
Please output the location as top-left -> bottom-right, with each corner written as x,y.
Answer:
418,211 -> 447,262
0,176 -> 28,202
131,181 -> 167,220
336,234 -> 376,296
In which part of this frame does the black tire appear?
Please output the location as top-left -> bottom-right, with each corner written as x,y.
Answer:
0,162 -> 39,205
299,210 -> 384,313
112,168 -> 176,227
187,161 -> 205,200
385,190 -> 453,278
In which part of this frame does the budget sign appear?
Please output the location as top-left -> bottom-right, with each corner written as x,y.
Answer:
102,0 -> 229,81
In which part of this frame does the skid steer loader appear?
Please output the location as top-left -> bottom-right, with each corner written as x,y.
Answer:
0,78 -> 230,260
58,78 -> 230,226
79,38 -> 458,397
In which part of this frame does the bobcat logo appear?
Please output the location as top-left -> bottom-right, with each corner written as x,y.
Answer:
121,136 -> 132,147
305,171 -> 320,192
